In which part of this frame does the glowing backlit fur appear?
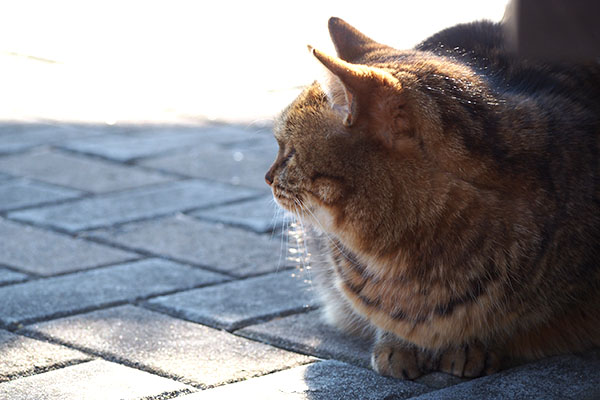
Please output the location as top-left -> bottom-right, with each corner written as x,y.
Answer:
266,17 -> 600,379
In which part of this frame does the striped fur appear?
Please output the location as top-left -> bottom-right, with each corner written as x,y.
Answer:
266,18 -> 600,379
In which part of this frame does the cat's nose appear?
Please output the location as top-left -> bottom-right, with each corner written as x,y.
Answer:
265,170 -> 274,186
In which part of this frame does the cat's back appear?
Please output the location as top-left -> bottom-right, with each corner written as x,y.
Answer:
417,20 -> 600,111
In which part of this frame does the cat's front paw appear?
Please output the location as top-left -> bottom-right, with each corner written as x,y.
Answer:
371,333 -> 432,379
438,342 -> 501,378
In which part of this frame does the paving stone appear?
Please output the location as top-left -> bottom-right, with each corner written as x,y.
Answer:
0,329 -> 91,382
28,305 -> 313,388
0,268 -> 28,285
180,360 -> 432,400
0,218 -> 137,276
138,142 -> 277,190
0,359 -> 193,400
8,180 -> 260,232
0,150 -> 174,193
410,353 -> 600,400
58,125 -> 258,162
146,270 -> 316,330
190,195 -> 292,233
238,310 -> 464,390
238,310 -> 372,367
0,178 -> 83,211
0,258 -> 227,327
0,123 -> 55,135
0,125 -> 101,154
88,214 -> 288,277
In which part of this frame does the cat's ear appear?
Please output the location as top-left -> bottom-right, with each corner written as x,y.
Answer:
310,46 -> 402,130
328,17 -> 388,61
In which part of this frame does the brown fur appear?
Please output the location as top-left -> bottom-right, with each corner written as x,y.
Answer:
266,17 -> 600,379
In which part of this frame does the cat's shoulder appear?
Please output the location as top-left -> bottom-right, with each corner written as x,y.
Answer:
416,20 -> 504,57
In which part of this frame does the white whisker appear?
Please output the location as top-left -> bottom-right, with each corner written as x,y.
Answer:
294,197 -> 354,262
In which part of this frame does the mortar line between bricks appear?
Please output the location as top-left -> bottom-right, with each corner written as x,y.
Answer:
16,325 -> 318,392
0,255 -> 149,281
118,134 -> 276,165
53,133 -> 267,166
0,191 -> 96,216
0,262 -> 39,278
224,305 -> 321,332
79,236 -> 241,278
135,388 -> 196,400
232,328 -> 369,371
140,300 -> 319,333
0,357 -> 95,384
0,174 -> 93,196
82,234 -> 297,279
1,277 -> 233,331
45,144 -> 273,195
52,145 -> 198,167
44,146 -> 209,189
47,145 -> 192,175
0,147 -> 48,158
3,197 -> 259,237
0,279 -> 30,288
14,328 -> 206,390
2,178 -> 269,236
1,219 -> 295,282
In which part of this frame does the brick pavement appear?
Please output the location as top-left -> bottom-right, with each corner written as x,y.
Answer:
0,121 -> 598,399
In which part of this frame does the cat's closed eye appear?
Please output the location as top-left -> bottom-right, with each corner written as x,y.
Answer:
267,16 -> 600,381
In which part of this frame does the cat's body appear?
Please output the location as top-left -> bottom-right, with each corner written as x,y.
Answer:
266,18 -> 600,379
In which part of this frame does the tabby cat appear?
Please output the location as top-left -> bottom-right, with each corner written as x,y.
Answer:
265,17 -> 600,379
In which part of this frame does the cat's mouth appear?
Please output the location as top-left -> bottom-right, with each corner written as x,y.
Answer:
272,185 -> 299,211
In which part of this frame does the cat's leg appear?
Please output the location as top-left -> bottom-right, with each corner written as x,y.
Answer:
371,330 -> 433,379
437,341 -> 501,378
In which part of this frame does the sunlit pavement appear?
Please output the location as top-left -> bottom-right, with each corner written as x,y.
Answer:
0,1 -> 598,398
0,121 -> 598,399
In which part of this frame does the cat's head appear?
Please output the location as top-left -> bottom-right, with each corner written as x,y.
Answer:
266,18 -> 482,253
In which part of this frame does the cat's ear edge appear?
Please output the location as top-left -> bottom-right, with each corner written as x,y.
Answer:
327,17 -> 382,62
309,46 -> 401,128
309,46 -> 359,126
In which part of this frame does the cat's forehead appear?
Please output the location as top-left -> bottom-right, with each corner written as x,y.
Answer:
274,83 -> 327,142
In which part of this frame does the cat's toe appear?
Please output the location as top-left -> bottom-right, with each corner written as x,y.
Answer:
371,343 -> 424,379
439,343 -> 500,378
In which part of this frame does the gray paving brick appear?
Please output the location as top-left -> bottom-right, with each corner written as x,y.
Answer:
28,305 -> 314,388
0,330 -> 91,382
88,215 -> 288,277
0,218 -> 137,276
415,372 -> 467,390
410,353 -> 600,400
0,178 -> 83,211
146,270 -> 316,330
238,310 -> 372,367
0,268 -> 28,285
58,125 -> 258,162
0,125 -> 101,154
238,310 -> 464,390
138,142 -> 277,190
0,123 -> 55,135
190,195 -> 291,233
181,360 -> 432,400
0,150 -> 174,193
0,258 -> 227,327
0,359 -> 193,400
8,180 -> 260,232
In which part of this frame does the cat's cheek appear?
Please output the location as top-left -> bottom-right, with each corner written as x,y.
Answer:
313,177 -> 344,204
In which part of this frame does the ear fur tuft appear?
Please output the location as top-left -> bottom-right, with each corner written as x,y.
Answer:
310,47 -> 401,127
